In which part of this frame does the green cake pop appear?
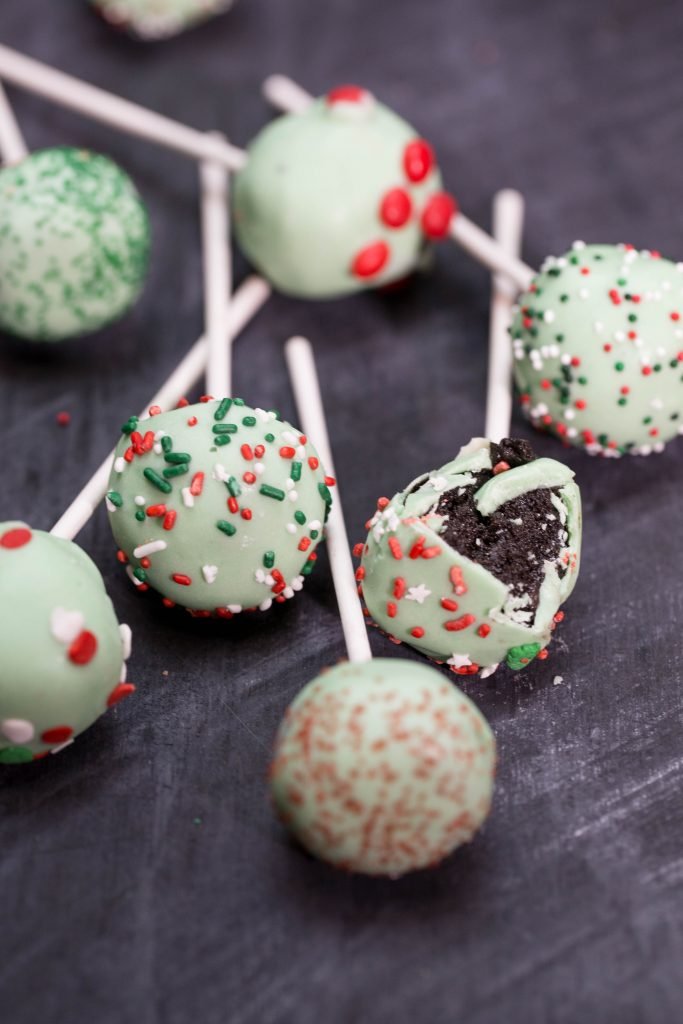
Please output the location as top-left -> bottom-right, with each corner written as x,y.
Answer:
0,146 -> 150,341
0,522 -> 134,764
90,0 -> 235,39
233,86 -> 455,299
270,658 -> 496,877
512,243 -> 683,455
107,397 -> 333,614
358,438 -> 582,678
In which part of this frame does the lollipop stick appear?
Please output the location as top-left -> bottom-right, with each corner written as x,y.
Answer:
200,139 -> 232,398
485,189 -> 525,441
51,275 -> 271,542
0,80 -> 28,164
0,45 -> 246,171
285,337 -> 372,664
262,73 -> 535,292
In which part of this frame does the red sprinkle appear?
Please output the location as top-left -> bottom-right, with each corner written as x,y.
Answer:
477,624 -> 491,638
493,461 -> 510,475
441,598 -> 459,612
190,472 -> 205,496
243,472 -> 257,485
227,497 -> 239,514
241,509 -> 252,521
41,726 -> 73,745
68,631 -> 98,665
279,446 -> 296,459
187,417 -> 198,427
0,527 -> 32,549
444,614 -> 476,632
163,511 -> 177,531
421,192 -> 457,239
403,139 -> 435,183
380,188 -> 412,229
299,538 -> 312,552
241,444 -> 254,461
355,565 -> 365,580
351,241 -> 390,279
388,537 -> 403,560
410,626 -> 425,639
56,411 -> 71,427
394,577 -> 406,599
308,457 -> 319,470
450,566 -> 467,595
172,574 -> 192,586
327,84 -> 367,104
387,602 -> 398,618
107,683 -> 136,707
148,405 -> 162,416
146,504 -> 167,518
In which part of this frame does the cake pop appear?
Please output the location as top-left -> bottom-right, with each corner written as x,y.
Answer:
0,522 -> 133,764
0,144 -> 150,342
270,337 -> 495,877
358,437 -> 581,678
91,0 -> 235,39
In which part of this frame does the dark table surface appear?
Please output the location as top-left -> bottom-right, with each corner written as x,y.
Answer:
1,1 -> 682,1021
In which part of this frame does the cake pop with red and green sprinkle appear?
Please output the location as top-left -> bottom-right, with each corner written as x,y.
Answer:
512,242 -> 683,455
0,146 -> 150,341
233,85 -> 455,299
0,522 -> 134,765
90,0 -> 235,39
358,437 -> 582,678
106,397 -> 333,615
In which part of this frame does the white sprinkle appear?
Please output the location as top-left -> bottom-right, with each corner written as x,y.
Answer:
553,675 -> 564,686
114,457 -> 126,474
1,719 -> 35,744
133,540 -> 167,558
181,488 -> 195,508
134,495 -> 146,506
119,623 -> 132,660
286,523 -> 297,534
259,599 -> 273,611
227,604 -> 242,614
202,565 -> 218,585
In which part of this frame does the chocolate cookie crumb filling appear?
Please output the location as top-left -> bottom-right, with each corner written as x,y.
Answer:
434,439 -> 566,611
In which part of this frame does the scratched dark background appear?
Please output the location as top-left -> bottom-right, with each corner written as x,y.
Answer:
1,0 -> 682,1021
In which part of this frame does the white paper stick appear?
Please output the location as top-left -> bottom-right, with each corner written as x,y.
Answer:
262,73 -> 536,292
285,336 -> 372,664
51,275 -> 271,541
262,75 -> 313,115
200,139 -> 232,398
0,44 -> 246,171
485,190 -> 525,441
0,79 -> 28,164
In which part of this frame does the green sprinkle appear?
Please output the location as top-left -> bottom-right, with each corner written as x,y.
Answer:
216,520 -> 237,537
555,333 -> 565,342
628,313 -> 637,323
214,397 -> 232,421
578,376 -> 588,386
263,551 -> 275,569
560,294 -> 569,303
163,464 -> 189,479
301,558 -> 316,577
143,468 -> 172,493
121,416 -> 138,435
215,435 -> 231,446
310,530 -> 319,540
318,482 -> 333,505
161,435 -> 173,454
618,397 -> 627,406
133,567 -> 148,582
164,451 -> 191,465
242,416 -> 257,427
213,423 -> 237,434
135,510 -> 146,522
294,510 -> 306,525
291,461 -> 302,482
0,747 -> 34,765
265,433 -> 275,443
226,476 -> 242,497
260,484 -> 285,501
233,397 -> 245,407
615,362 -> 625,372
107,490 -> 123,508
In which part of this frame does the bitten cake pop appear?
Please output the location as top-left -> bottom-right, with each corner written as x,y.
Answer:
0,522 -> 133,764
0,146 -> 150,341
271,336 -> 495,877
91,0 -> 235,40
106,399 -> 332,614
271,658 -> 495,876
233,86 -> 455,298
512,243 -> 683,455
359,437 -> 581,678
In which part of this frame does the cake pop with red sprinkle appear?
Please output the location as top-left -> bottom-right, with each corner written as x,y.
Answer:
359,437 -> 582,678
0,522 -> 134,764
233,85 -> 455,298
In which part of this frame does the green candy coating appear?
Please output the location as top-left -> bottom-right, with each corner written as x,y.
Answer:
360,439 -> 582,676
91,0 -> 234,39
0,522 -> 133,762
270,659 -> 495,876
0,147 -> 150,341
512,243 -> 683,455
233,92 -> 444,298
107,399 -> 331,613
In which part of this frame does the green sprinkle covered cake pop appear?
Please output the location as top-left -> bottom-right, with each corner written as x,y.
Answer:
512,243 -> 683,455
0,147 -> 150,341
0,522 -> 134,764
91,0 -> 235,39
358,438 -> 581,677
270,658 -> 496,876
107,398 -> 333,614
233,86 -> 455,299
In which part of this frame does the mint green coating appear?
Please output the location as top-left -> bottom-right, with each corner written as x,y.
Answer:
107,399 -> 331,612
233,95 -> 443,298
512,243 -> 683,455
91,0 -> 235,39
0,523 -> 130,763
474,458 -> 574,516
360,439 -> 582,675
270,659 -> 495,876
0,147 -> 150,341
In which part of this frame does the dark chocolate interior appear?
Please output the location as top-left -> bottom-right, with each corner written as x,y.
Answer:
433,439 -> 566,611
